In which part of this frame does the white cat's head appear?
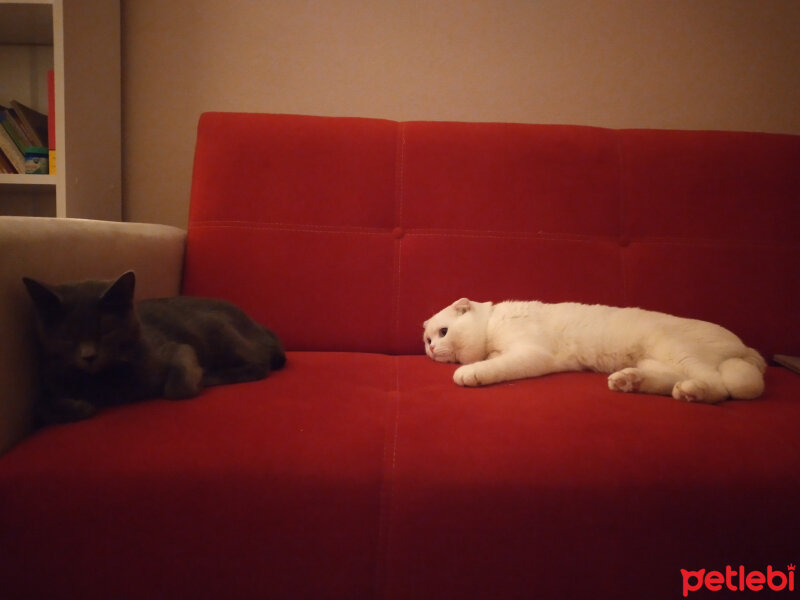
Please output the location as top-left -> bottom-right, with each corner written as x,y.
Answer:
422,298 -> 490,365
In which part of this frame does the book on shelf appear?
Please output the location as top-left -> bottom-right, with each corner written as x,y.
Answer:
0,148 -> 15,174
48,69 -> 56,175
10,100 -> 47,148
0,99 -> 51,175
0,120 -> 26,173
0,107 -> 33,153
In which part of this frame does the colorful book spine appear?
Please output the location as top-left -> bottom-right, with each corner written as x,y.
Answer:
48,69 -> 56,175
0,125 -> 25,173
0,109 -> 32,152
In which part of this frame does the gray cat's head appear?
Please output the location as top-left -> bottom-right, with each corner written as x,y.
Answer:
23,271 -> 140,374
423,298 -> 490,365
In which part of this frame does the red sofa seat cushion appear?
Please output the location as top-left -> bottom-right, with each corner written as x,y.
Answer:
2,355 -> 798,599
1,353 -> 394,599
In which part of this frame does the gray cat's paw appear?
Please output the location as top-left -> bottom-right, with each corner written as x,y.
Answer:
164,365 -> 203,399
38,397 -> 97,425
164,344 -> 204,399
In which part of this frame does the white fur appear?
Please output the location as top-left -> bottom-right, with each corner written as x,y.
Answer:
422,298 -> 766,403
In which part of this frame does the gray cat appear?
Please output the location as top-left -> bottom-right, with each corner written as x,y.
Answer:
23,271 -> 285,424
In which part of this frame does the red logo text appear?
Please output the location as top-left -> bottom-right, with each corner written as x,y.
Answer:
681,564 -> 795,597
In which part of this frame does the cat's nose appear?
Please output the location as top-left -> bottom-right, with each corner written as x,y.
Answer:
79,343 -> 98,363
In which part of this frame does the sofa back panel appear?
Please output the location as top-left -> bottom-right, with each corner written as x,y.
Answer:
189,112 -> 399,228
184,225 -> 397,353
621,130 -> 800,242
185,113 -> 799,357
396,236 -> 625,354
617,129 -> 800,356
400,121 -> 621,237
186,112 -> 402,353
625,242 -> 800,356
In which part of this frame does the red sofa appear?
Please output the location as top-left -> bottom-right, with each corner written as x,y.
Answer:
1,113 -> 799,599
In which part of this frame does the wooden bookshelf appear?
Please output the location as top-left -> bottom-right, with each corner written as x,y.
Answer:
0,0 -> 120,219
0,173 -> 57,186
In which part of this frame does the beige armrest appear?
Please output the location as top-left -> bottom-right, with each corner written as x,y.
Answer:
0,217 -> 186,455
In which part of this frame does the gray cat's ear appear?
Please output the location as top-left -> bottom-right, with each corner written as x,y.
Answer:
22,277 -> 61,315
452,298 -> 471,315
102,271 -> 136,309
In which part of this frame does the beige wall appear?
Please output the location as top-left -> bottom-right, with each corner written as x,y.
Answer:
121,0 -> 800,229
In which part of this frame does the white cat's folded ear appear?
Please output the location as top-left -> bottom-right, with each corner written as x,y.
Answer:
452,298 -> 471,315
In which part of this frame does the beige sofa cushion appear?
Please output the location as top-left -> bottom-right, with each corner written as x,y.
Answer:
0,217 -> 185,454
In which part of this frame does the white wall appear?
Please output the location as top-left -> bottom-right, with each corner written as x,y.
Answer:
122,0 -> 800,228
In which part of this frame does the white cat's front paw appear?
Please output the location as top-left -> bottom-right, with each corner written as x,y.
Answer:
454,365 -> 482,387
608,369 -> 641,393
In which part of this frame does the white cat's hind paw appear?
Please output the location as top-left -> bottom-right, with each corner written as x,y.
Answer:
673,379 -> 709,403
454,365 -> 481,387
608,369 -> 641,393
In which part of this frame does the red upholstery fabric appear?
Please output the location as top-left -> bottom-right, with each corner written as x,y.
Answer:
2,356 -> 798,599
2,114 -> 799,599
388,360 -> 800,599
184,114 -> 800,357
2,353 -> 395,599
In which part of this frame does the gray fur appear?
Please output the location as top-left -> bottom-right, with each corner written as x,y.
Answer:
23,271 -> 285,424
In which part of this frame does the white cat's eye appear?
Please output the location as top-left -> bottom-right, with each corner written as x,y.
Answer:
439,328 -> 448,337
426,337 -> 431,345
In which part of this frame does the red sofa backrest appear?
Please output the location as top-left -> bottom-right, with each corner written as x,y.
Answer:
183,113 -> 800,358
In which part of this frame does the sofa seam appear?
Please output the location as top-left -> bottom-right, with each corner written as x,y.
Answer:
189,222 -> 794,247
188,221 -> 391,235
615,131 -> 631,306
392,123 -> 407,356
409,230 -> 612,241
373,356 -> 401,599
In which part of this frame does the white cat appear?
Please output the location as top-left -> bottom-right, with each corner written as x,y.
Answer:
423,298 -> 766,403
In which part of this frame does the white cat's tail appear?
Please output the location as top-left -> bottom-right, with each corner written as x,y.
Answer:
719,348 -> 766,400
